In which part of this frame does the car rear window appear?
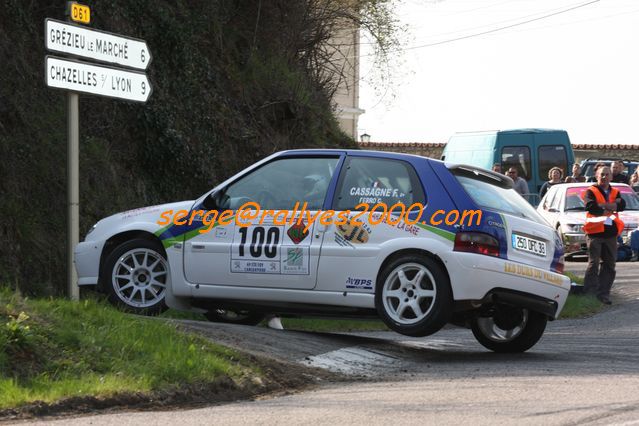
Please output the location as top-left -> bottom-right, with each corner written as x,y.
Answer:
454,175 -> 546,222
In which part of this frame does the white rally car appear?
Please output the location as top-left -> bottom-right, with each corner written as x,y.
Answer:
75,149 -> 570,352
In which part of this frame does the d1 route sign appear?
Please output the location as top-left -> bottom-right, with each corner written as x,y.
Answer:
45,56 -> 152,102
45,18 -> 151,70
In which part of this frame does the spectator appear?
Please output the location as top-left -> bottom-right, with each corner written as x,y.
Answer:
582,166 -> 626,304
629,170 -> 639,192
565,176 -> 577,183
539,167 -> 563,199
611,160 -> 629,184
587,162 -> 607,182
617,236 -> 633,262
492,163 -> 502,173
506,167 -> 528,196
569,163 -> 586,182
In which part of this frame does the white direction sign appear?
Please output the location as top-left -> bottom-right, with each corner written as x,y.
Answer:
45,18 -> 151,70
45,56 -> 152,102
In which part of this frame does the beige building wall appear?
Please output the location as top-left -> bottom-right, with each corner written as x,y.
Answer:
330,23 -> 364,140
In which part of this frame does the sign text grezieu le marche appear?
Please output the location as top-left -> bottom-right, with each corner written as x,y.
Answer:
46,18 -> 151,70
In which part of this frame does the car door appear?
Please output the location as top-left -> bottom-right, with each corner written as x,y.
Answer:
183,155 -> 341,289
316,155 -> 426,292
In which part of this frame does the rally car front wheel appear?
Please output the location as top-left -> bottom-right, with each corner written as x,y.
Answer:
471,307 -> 547,353
102,238 -> 169,315
375,254 -> 453,337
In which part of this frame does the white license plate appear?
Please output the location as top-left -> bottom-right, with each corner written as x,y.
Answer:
512,234 -> 547,257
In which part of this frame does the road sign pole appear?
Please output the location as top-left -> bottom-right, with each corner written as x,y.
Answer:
47,2 -> 150,300
67,91 -> 79,301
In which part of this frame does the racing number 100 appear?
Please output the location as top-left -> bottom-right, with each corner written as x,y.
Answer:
238,226 -> 279,258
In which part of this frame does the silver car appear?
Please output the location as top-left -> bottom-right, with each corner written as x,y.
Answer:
537,183 -> 639,258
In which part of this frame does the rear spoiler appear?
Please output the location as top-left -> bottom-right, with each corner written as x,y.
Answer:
446,164 -> 514,190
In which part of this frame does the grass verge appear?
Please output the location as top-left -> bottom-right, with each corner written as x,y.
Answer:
559,294 -> 603,319
0,289 -> 260,411
560,271 -> 604,319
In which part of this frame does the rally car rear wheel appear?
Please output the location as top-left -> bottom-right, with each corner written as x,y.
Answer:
102,238 -> 169,315
205,309 -> 266,326
375,255 -> 453,337
471,307 -> 547,353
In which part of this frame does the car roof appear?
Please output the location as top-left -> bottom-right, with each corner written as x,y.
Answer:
580,158 -> 639,164
275,148 -> 436,164
558,182 -> 631,187
552,183 -> 633,193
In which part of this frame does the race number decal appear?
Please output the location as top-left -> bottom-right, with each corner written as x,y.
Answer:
238,226 -> 279,259
231,221 -> 312,275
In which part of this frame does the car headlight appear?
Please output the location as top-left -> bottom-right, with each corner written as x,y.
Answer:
562,223 -> 583,233
85,223 -> 98,239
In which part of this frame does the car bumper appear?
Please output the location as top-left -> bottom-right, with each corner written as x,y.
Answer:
74,240 -> 105,286
562,232 -> 587,255
445,253 -> 570,319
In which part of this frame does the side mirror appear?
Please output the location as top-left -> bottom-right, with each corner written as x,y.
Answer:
202,191 -> 221,210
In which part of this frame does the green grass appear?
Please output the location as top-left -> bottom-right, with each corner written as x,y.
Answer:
0,290 -> 258,410
160,308 -> 207,321
559,270 -> 604,318
559,294 -> 603,318
565,271 -> 584,285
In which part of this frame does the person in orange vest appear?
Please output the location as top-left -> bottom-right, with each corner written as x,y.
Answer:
582,166 -> 626,304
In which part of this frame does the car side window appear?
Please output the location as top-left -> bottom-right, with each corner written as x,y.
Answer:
222,157 -> 339,210
333,157 -> 425,210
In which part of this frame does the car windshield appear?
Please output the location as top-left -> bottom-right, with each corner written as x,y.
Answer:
455,175 -> 546,222
565,187 -> 639,211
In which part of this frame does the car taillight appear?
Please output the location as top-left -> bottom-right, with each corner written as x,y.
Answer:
454,232 -> 500,257
555,255 -> 565,274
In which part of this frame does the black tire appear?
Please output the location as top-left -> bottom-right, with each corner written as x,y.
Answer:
471,308 -> 548,353
375,254 -> 453,337
204,309 -> 266,326
101,238 -> 169,315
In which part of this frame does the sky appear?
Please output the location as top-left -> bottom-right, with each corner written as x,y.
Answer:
357,0 -> 639,145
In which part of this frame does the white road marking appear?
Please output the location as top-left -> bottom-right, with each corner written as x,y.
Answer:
300,346 -> 399,375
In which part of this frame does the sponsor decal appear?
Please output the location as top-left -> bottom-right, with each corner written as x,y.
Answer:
121,205 -> 161,219
503,262 -> 564,286
335,219 -> 372,247
286,248 -> 303,265
231,260 -> 280,274
487,219 -> 505,229
287,220 -> 309,244
396,221 -> 419,236
282,247 -> 309,274
345,277 -> 373,290
215,227 -> 228,238
230,224 -> 311,275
